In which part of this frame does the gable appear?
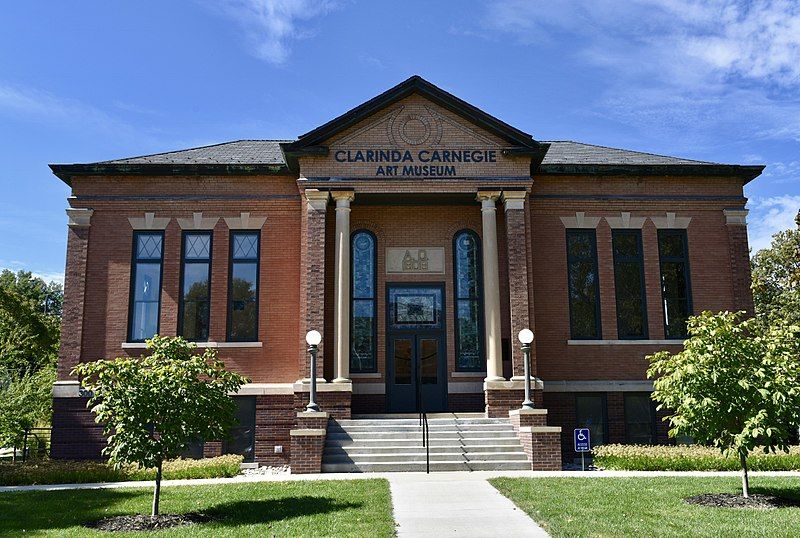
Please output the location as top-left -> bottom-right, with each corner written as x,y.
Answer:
298,94 -> 533,179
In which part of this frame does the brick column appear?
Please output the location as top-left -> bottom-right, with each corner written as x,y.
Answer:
502,191 -> 533,378
299,190 -> 329,380
724,208 -> 755,316
290,411 -> 329,474
58,208 -> 93,380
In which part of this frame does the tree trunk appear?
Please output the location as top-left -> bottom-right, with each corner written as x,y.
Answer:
152,459 -> 163,517
739,452 -> 750,498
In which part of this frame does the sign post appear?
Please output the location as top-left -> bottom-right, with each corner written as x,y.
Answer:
574,428 -> 591,471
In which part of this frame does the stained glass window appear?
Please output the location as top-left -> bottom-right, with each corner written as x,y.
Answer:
179,231 -> 212,341
453,230 -> 484,371
228,231 -> 259,341
658,229 -> 692,338
350,230 -> 376,372
129,231 -> 163,342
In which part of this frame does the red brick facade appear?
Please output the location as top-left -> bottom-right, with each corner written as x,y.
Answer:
50,77 -> 760,466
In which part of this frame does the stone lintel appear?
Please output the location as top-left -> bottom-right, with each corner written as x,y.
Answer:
128,212 -> 170,230
509,408 -> 548,416
560,211 -> 601,229
177,212 -> 220,230
289,428 -> 327,437
223,212 -> 266,230
484,379 -> 544,391
651,212 -> 691,229
520,426 -> 561,434
297,411 -> 330,419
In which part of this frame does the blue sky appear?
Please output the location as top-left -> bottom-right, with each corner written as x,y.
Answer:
1,0 -> 798,283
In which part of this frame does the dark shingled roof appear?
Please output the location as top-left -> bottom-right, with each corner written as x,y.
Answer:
540,141 -> 716,166
99,140 -> 291,165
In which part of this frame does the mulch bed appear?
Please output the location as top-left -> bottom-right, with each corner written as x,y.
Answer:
85,513 -> 211,532
685,493 -> 800,510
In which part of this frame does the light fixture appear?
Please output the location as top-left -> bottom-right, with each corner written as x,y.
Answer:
306,330 -> 322,346
518,328 -> 534,344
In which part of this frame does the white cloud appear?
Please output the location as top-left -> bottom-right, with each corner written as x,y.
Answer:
747,195 -> 800,252
210,0 -> 340,65
0,262 -> 64,285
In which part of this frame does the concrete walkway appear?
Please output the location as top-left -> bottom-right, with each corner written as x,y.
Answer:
388,472 -> 548,537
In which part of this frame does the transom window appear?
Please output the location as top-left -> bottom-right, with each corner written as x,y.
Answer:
453,230 -> 484,371
566,229 -> 601,339
128,231 -> 164,342
657,230 -> 692,338
179,231 -> 212,341
612,230 -> 648,339
227,231 -> 259,342
350,230 -> 377,372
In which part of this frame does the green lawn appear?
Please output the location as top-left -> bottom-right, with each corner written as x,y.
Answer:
490,476 -> 800,538
0,479 -> 395,537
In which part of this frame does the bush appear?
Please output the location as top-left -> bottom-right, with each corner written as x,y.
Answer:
0,454 -> 243,486
593,444 -> 800,471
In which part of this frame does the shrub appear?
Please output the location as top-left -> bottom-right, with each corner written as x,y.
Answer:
593,444 -> 800,471
0,455 -> 243,486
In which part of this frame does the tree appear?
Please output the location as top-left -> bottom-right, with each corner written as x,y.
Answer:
0,366 -> 55,453
647,311 -> 800,497
73,336 -> 247,516
751,210 -> 800,327
0,270 -> 62,376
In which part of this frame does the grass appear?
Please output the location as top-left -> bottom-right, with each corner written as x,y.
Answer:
594,444 -> 800,471
0,455 -> 243,486
490,476 -> 800,538
0,479 -> 395,537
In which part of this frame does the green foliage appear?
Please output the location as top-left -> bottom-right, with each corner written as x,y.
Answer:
0,455 -> 243,486
73,336 -> 248,470
0,270 -> 62,376
751,211 -> 800,327
594,444 -> 800,471
0,366 -> 55,448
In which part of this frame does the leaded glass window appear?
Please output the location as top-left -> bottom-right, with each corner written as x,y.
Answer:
228,231 -> 259,341
658,229 -> 692,338
350,230 -> 376,372
179,231 -> 212,341
567,229 -> 601,339
128,231 -> 164,342
612,230 -> 648,339
453,230 -> 484,371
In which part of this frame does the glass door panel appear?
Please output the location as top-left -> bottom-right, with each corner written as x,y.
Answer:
393,338 -> 413,385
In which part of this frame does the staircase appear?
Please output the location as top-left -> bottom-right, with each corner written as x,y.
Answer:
322,413 -> 531,472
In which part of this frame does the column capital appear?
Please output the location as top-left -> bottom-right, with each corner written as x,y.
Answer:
304,189 -> 329,211
476,190 -> 502,203
502,190 -> 527,210
66,208 -> 94,228
331,190 -> 355,204
723,208 -> 748,226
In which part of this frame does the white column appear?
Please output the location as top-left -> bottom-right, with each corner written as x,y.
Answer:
332,191 -> 355,383
477,191 -> 504,381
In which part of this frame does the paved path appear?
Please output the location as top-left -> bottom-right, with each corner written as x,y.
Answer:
388,473 -> 548,537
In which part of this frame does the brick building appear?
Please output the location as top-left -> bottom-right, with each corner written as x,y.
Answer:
49,76 -> 762,467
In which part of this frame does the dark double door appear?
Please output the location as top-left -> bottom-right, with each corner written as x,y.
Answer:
386,284 -> 447,413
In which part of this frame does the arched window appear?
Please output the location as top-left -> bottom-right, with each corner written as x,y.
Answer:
453,230 -> 484,371
350,230 -> 377,372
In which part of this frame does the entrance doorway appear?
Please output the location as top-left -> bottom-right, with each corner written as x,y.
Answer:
386,284 -> 447,412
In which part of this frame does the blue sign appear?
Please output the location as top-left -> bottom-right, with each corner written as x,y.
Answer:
574,428 -> 591,452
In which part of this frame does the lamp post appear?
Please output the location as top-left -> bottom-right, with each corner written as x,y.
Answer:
518,329 -> 534,410
305,330 -> 322,412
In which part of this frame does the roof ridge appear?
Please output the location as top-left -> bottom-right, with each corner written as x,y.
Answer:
547,140 -> 718,165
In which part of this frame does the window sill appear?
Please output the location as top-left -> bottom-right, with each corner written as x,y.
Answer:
451,371 -> 486,378
350,372 -> 382,379
567,339 -> 685,346
122,341 -> 263,349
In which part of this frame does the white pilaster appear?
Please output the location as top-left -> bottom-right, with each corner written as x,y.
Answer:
332,191 -> 355,383
477,191 -> 504,381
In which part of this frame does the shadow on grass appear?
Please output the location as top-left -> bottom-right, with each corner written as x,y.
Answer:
751,485 -> 800,503
203,496 -> 363,527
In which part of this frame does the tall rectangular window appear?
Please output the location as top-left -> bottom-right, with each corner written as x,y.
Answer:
575,393 -> 607,446
179,231 -> 212,341
351,230 -> 377,372
454,230 -> 484,371
128,231 -> 164,342
228,231 -> 259,342
566,229 -> 601,339
657,230 -> 692,338
612,230 -> 648,339
624,392 -> 656,444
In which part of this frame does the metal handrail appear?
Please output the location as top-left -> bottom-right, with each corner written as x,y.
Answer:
416,364 -> 430,474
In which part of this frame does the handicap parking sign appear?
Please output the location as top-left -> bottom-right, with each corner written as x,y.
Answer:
574,428 -> 591,452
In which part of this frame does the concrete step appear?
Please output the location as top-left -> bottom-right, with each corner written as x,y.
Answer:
323,451 -> 529,463
334,418 -> 509,426
324,443 -> 522,455
327,437 -> 523,448
326,430 -> 517,441
327,423 -> 514,433
321,460 -> 532,472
